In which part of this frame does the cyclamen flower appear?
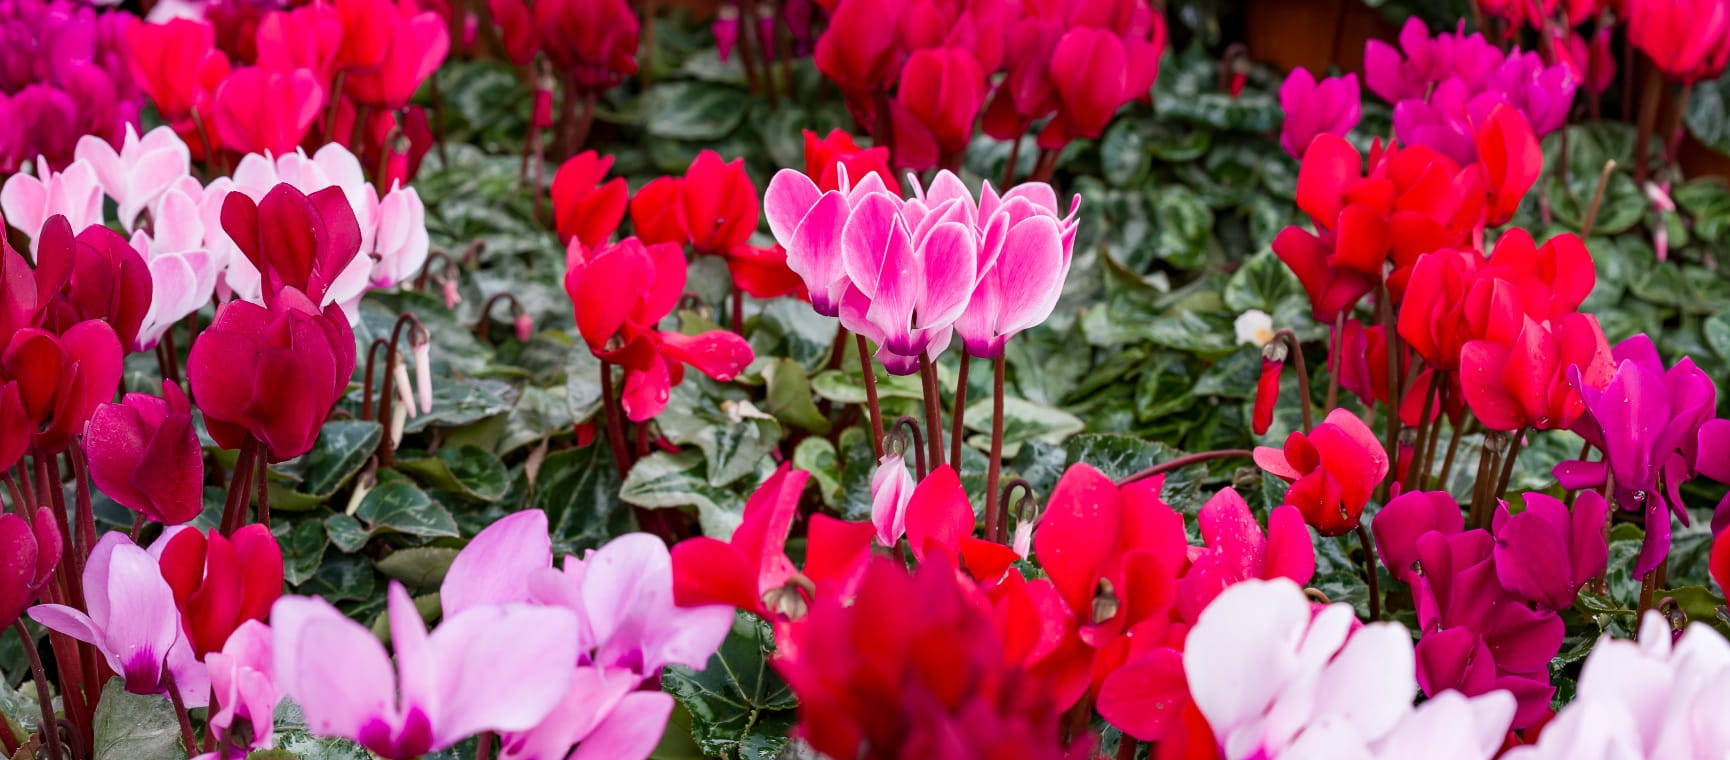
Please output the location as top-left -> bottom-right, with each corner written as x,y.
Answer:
1554,334 -> 1717,577
0,506 -> 61,628
803,129 -> 898,194
1254,408 -> 1389,536
1491,491 -> 1610,611
0,156 -> 103,252
151,525 -> 284,658
1279,68 -> 1360,159
1364,18 -> 1506,104
203,620 -> 279,757
273,583 -> 580,759
869,453 -> 915,547
1459,312 -> 1615,433
1504,611 -> 1730,758
30,532 -> 209,707
1186,578 -> 1515,759
84,380 -> 205,525
73,124 -> 189,231
550,151 -> 627,249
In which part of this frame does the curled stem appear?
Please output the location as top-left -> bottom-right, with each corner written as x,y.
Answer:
887,416 -> 927,480
1118,449 -> 1253,486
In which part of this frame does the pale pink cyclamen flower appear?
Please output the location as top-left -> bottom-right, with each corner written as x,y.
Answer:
441,511 -> 734,760
1502,611 -> 1730,758
130,186 -> 221,349
271,582 -> 581,759
869,453 -> 916,547
28,532 -> 209,706
839,182 -> 978,373
1279,68 -> 1361,159
74,124 -> 190,231
0,156 -> 103,253
1186,578 -> 1515,759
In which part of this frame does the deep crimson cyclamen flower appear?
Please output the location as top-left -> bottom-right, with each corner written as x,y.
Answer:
896,46 -> 985,160
1,320 -> 124,454
550,150 -> 627,249
1491,492 -> 1610,611
125,18 -> 232,124
211,66 -> 325,157
774,555 -> 1075,760
85,380 -> 205,526
154,524 -> 284,658
563,236 -> 753,421
534,0 -> 640,89
1254,408 -> 1389,536
33,216 -> 153,352
341,0 -> 448,110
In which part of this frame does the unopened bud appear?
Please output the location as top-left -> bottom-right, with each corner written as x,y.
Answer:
1011,522 -> 1032,560
390,400 -> 407,447
412,339 -> 433,414
393,357 -> 417,419
442,278 -> 462,309
514,313 -> 534,343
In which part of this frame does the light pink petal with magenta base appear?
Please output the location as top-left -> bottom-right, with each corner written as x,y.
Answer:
840,193 -> 904,299
763,169 -> 819,244
427,602 -> 582,745
783,191 -> 849,315
912,221 -> 976,331
498,666 -> 635,760
442,510 -> 552,619
992,216 -> 1064,336
270,595 -> 396,742
569,692 -> 675,760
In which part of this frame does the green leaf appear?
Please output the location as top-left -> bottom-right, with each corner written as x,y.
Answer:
354,481 -> 461,541
268,733 -> 373,760
962,397 -> 1085,456
1064,433 -> 1182,481
642,81 -> 750,141
275,518 -> 330,586
663,612 -> 798,760
324,513 -> 370,554
762,358 -> 831,434
1100,119 -> 1151,187
656,380 -> 784,487
402,379 -> 513,434
274,421 -> 382,500
302,552 -> 376,602
1223,249 -> 1302,313
565,347 -> 605,423
621,451 -> 760,538
751,300 -> 837,373
374,546 -> 460,591
531,446 -> 631,554
793,436 -> 842,506
1149,186 -> 1214,268
809,367 -> 925,404
396,446 -> 510,501
91,678 -> 181,760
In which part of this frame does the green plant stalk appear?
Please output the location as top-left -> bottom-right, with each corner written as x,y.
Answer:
14,622 -> 62,760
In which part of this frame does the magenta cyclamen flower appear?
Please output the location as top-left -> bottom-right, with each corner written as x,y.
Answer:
951,179 -> 1077,358
1554,334 -> 1718,577
839,183 -> 978,372
763,163 -> 895,316
84,379 -> 205,525
1491,492 -> 1610,611
1364,18 -> 1506,103
1278,68 -> 1361,159
272,583 -> 581,759
29,532 -> 208,706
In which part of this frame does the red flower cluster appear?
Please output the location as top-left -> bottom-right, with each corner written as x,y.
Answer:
156,525 -> 284,657
814,0 -> 1165,168
672,461 -> 1317,758
126,0 -> 443,179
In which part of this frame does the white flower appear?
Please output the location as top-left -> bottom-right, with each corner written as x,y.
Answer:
1235,309 -> 1276,348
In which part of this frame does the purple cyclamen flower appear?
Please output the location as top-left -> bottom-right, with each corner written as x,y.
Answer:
1554,334 -> 1717,577
1363,18 -> 1505,104
1279,68 -> 1361,159
1491,491 -> 1610,611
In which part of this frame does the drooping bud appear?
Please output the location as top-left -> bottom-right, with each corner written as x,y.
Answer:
393,356 -> 417,419
412,330 -> 433,414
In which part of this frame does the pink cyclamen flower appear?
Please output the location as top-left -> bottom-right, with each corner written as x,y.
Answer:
952,179 -> 1078,359
763,163 -> 896,317
130,186 -> 221,349
29,532 -> 209,706
839,175 -> 979,369
0,156 -> 103,252
869,453 -> 916,547
1186,578 -> 1516,759
1174,487 -> 1316,622
1279,68 -> 1361,159
1502,611 -> 1730,758
441,511 -> 733,760
272,582 -> 581,759
205,619 -> 279,756
73,124 -> 191,231
1491,491 -> 1610,611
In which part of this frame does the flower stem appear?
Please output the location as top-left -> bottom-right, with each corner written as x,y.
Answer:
221,438 -> 258,535
14,622 -> 63,760
255,451 -> 271,530
1634,63 -> 1664,187
918,354 -> 945,470
985,355 -> 1007,544
1581,159 -> 1617,238
1667,83 -> 1694,167
1274,329 -> 1313,431
1493,427 -> 1526,500
1433,417 -> 1468,491
1376,283 -> 1402,504
1325,312 -> 1343,411
1356,524 -> 1382,622
949,351 -> 970,470
855,334 -> 885,458
1118,449 -> 1253,486
162,670 -> 198,758
1407,373 -> 1441,490
1469,432 -> 1505,530
597,364 -> 632,479
475,732 -> 493,760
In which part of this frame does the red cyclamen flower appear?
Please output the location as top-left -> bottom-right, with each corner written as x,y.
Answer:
155,525 -> 285,658
1254,408 -> 1389,535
